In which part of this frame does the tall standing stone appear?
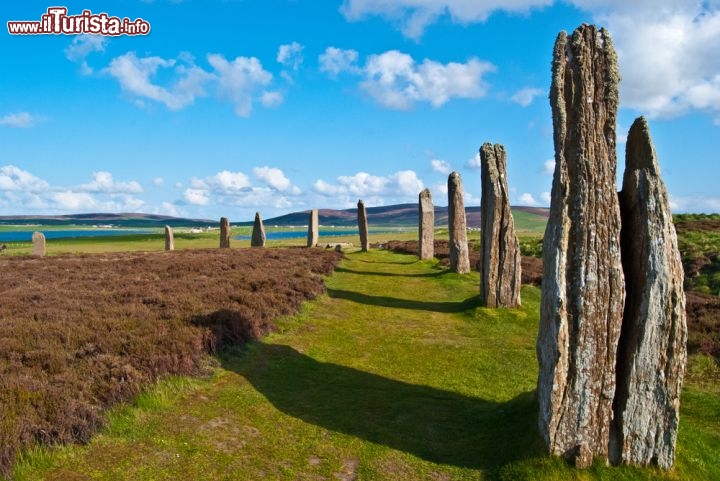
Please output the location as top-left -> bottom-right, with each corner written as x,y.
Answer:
164,225 -> 174,251
357,200 -> 369,252
479,143 -> 522,307
219,217 -> 231,249
612,117 -> 687,469
307,209 -> 319,247
418,188 -> 434,260
537,24 -> 624,468
251,212 -> 266,247
447,172 -> 470,274
31,231 -> 46,257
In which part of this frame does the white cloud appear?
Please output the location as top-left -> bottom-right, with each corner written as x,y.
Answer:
431,159 -> 451,174
541,159 -> 555,176
65,34 -> 107,74
50,191 -> 145,212
158,201 -> 180,217
253,166 -> 300,194
340,0 -> 554,39
80,171 -> 143,194
261,91 -> 284,108
0,112 -> 42,128
207,53 -> 274,117
668,195 -> 720,213
340,1 -> 720,123
0,165 -> 49,191
360,50 -> 495,109
511,87 -> 544,107
313,170 -> 424,201
518,192 -> 538,206
319,47 -> 360,76
540,191 -> 552,205
153,177 -> 164,186
183,188 -> 210,205
277,42 -> 304,70
466,152 -> 482,169
204,170 -> 252,193
106,52 -> 211,111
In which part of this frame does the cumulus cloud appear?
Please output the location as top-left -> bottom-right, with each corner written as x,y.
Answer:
65,34 -> 107,74
253,166 -> 301,194
466,152 -> 482,169
540,159 -> 555,176
339,1 -> 720,123
431,159 -> 451,174
518,192 -> 538,206
0,112 -> 43,128
153,177 -> 164,186
207,53 -> 275,116
50,191 -> 145,212
340,0 -> 554,39
183,188 -> 210,206
105,51 -> 278,117
277,42 -> 304,70
80,171 -> 143,194
668,195 -> 720,213
313,170 -> 424,202
360,50 -> 495,109
540,191 -> 552,205
511,87 -> 544,107
0,166 -> 50,192
319,47 -> 360,76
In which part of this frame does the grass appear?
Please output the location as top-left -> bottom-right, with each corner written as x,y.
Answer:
12,249 -> 719,480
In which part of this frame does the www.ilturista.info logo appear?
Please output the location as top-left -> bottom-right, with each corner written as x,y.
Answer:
7,7 -> 150,36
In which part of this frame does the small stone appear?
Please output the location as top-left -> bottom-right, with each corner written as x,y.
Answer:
164,225 -> 174,251
447,172 -> 470,274
251,212 -> 266,247
32,231 -> 46,257
220,217 -> 231,249
418,188 -> 434,260
357,200 -> 369,252
308,209 -> 319,247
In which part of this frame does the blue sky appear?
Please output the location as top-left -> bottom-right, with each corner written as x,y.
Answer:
1,1 -> 719,221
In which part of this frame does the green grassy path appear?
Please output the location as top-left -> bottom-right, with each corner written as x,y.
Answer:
13,250 -> 720,480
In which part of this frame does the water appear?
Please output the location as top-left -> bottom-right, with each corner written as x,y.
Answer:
234,229 -> 401,241
0,229 -> 154,242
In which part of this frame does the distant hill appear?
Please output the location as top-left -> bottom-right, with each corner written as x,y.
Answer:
0,213 -> 215,228
0,205 -> 549,230
259,204 -> 549,229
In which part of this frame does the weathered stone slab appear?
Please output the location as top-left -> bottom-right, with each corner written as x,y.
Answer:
32,231 -> 46,257
448,172 -> 470,274
358,200 -> 369,252
308,209 -> 319,247
220,217 -> 231,249
537,24 -> 625,468
479,143 -> 521,307
419,188 -> 434,260
251,212 -> 266,248
612,117 -> 687,469
164,225 -> 174,251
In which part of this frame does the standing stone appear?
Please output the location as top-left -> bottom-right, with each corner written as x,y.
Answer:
479,143 -> 522,307
251,212 -> 266,247
448,172 -> 470,274
164,225 -> 174,251
612,117 -> 687,469
307,209 -> 319,247
357,200 -> 369,252
219,217 -> 231,249
418,188 -> 434,260
537,24 -> 624,468
31,231 -> 46,257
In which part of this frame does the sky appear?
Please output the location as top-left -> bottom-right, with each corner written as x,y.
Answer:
1,1 -> 719,222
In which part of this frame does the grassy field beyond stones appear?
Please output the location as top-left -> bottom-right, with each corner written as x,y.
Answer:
13,249 -> 720,481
